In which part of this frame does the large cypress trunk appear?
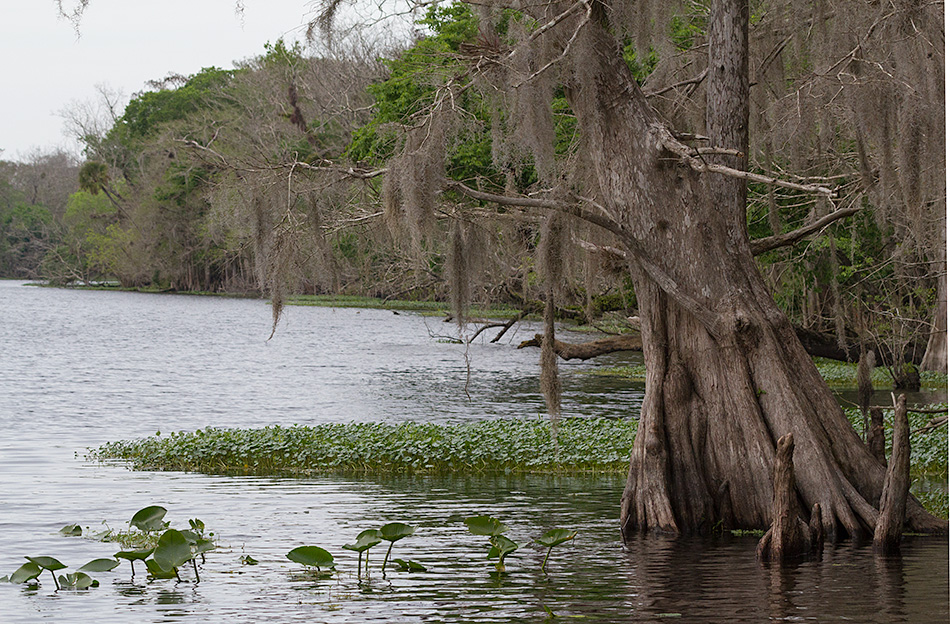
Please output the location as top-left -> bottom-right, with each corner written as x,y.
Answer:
564,1 -> 946,538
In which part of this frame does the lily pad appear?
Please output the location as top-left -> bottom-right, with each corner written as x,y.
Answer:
488,535 -> 519,560
343,529 -> 383,553
25,556 -> 66,571
153,529 -> 193,571
114,548 -> 154,562
58,572 -> 96,589
286,546 -> 335,570
77,558 -> 120,573
392,558 -> 427,572
130,505 -> 167,532
59,524 -> 82,537
536,528 -> 577,548
380,522 -> 415,542
10,562 -> 42,584
464,515 -> 508,537
144,558 -> 177,579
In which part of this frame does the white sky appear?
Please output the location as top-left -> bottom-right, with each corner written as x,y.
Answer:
0,0 -> 323,162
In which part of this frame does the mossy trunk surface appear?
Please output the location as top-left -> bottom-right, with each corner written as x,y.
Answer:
564,0 -> 946,539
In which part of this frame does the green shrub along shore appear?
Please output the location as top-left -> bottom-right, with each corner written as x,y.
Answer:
94,406 -> 947,517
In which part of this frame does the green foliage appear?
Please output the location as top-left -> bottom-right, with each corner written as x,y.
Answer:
110,67 -> 236,143
93,417 -> 638,476
391,558 -> 427,572
77,558 -> 121,573
380,522 -> 415,572
464,515 -> 509,537
152,529 -> 193,573
9,562 -> 43,585
60,524 -> 82,537
57,572 -> 97,590
130,505 -> 168,532
535,528 -> 576,572
287,545 -> 336,571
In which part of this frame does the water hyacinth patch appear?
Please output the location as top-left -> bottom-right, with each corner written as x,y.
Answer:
93,418 -> 638,476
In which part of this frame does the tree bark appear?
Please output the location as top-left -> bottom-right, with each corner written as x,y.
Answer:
920,261 -> 947,372
873,395 -> 911,553
867,407 -> 887,466
559,1 -> 946,538
756,434 -> 816,562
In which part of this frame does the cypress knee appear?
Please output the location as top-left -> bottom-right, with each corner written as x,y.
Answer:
757,434 -> 813,562
874,395 -> 911,553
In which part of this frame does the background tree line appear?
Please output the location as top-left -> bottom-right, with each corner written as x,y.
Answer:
3,1 -> 944,373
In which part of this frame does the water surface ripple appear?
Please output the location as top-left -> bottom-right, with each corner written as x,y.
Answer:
0,282 -> 946,623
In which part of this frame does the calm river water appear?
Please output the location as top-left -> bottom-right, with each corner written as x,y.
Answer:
0,281 -> 946,623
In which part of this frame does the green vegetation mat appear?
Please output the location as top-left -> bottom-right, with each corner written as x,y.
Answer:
94,407 -> 947,518
93,418 -> 637,476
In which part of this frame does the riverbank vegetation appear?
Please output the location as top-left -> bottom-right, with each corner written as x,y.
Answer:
93,406 -> 947,519
3,2 -> 944,376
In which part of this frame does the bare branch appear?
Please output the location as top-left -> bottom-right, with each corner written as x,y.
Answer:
662,136 -> 837,196
750,205 -> 862,255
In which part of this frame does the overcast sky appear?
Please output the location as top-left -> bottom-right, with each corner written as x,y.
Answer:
0,1 -> 325,162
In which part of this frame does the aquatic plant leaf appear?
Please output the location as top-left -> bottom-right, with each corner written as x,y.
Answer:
380,522 -> 415,542
179,529 -> 199,544
58,572 -> 95,589
488,535 -> 519,559
192,538 -> 215,556
464,515 -> 508,537
114,548 -> 154,561
286,546 -> 335,570
0,575 -> 9,583
59,524 -> 82,536
130,505 -> 167,532
10,562 -> 42,584
536,528 -> 576,548
240,555 -> 258,565
26,556 -> 66,571
343,529 -> 383,553
77,558 -> 120,573
392,558 -> 427,572
153,529 -> 193,571
144,558 -> 177,579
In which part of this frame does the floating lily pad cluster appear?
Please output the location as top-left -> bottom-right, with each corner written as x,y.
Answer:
1,505 -> 215,590
285,516 -> 577,578
464,515 -> 576,572
290,522 -> 421,578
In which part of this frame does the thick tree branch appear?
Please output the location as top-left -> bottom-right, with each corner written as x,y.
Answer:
662,136 -> 836,196
750,205 -> 861,254
443,179 -> 625,238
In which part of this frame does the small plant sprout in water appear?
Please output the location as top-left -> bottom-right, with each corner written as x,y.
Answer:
286,546 -> 336,577
535,528 -> 577,572
342,529 -> 382,577
465,515 -> 519,573
391,558 -> 427,572
59,524 -> 82,537
379,523 -> 415,573
487,536 -> 520,573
